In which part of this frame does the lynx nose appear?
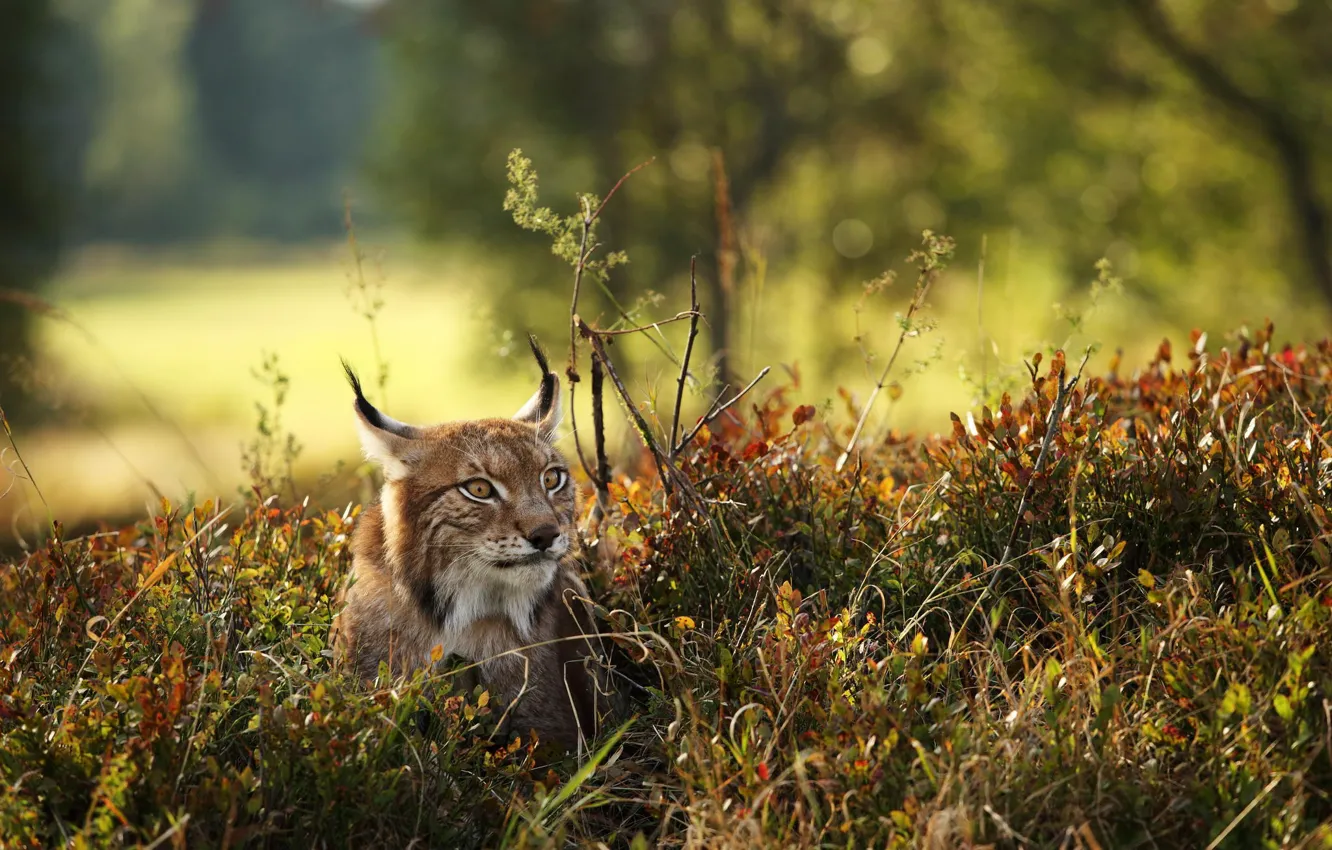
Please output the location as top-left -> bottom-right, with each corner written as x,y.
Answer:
526,524 -> 560,552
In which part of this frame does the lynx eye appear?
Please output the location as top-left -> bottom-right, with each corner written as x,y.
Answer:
460,478 -> 497,501
542,468 -> 566,492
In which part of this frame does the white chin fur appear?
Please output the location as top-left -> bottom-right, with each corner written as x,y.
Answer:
427,556 -> 558,663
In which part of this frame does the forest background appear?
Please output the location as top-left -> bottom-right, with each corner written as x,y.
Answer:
3,0 -> 1331,536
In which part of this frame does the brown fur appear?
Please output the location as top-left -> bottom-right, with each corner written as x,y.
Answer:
332,365 -> 606,752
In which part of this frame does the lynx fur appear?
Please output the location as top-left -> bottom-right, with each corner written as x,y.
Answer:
333,338 -> 605,752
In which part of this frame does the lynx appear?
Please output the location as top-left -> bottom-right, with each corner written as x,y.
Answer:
332,339 -> 605,752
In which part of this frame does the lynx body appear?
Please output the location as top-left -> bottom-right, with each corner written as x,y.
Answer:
333,341 -> 604,751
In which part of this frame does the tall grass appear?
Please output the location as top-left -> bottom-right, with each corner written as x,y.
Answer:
2,157 -> 1331,847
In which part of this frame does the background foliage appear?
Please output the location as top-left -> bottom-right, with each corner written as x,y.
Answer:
378,0 -> 1332,350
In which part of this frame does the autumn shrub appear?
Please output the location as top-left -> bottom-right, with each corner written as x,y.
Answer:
3,320 -> 1331,848
4,150 -> 1332,846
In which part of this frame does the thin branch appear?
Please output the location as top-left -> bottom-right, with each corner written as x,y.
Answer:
590,354 -> 611,520
671,257 -> 702,451
566,196 -> 599,489
568,194 -> 594,383
590,158 -> 657,223
998,355 -> 1085,566
580,320 -> 676,499
836,269 -> 939,473
673,366 -> 771,458
956,348 -> 1092,639
593,311 -> 702,337
565,162 -> 657,495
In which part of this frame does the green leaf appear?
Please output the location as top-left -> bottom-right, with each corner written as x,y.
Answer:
1220,683 -> 1252,718
1273,693 -> 1293,721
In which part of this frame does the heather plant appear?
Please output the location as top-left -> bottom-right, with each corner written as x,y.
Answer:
3,160 -> 1332,848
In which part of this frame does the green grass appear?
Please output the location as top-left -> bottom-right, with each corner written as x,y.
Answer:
3,322 -> 1331,847
9,234 -> 1328,536
5,243 -> 543,532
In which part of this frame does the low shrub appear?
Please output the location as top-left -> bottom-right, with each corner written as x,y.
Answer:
3,325 -> 1331,847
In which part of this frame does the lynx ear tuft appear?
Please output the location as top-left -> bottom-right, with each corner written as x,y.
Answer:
513,335 -> 562,442
343,359 -> 419,479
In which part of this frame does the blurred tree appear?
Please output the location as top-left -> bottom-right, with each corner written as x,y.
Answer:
75,0 -> 197,240
377,0 -> 1332,375
186,0 -> 383,239
0,0 -> 84,423
62,0 -> 383,243
1121,0 -> 1331,305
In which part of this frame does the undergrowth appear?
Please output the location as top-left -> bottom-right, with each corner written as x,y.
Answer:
3,323 -> 1331,847
3,155 -> 1332,847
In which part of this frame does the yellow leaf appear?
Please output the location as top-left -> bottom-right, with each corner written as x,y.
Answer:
674,616 -> 696,631
877,476 -> 897,501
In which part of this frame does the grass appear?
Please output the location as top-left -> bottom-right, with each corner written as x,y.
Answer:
8,232 -> 1328,536
2,318 -> 1331,847
4,242 -> 547,533
4,153 -> 1332,845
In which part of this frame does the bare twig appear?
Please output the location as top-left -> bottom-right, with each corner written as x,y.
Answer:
593,311 -> 702,337
565,161 -> 657,499
998,353 -> 1088,566
836,240 -> 949,473
956,348 -> 1092,639
671,257 -> 702,451
580,321 -> 676,499
568,194 -> 594,382
566,196 -> 599,488
673,366 -> 771,458
590,158 -> 656,224
590,354 -> 611,519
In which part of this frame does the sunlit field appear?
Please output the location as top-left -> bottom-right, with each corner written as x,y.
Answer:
4,238 -> 1325,539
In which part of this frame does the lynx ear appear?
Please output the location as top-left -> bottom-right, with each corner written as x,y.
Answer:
343,360 -> 420,479
513,334 -> 562,442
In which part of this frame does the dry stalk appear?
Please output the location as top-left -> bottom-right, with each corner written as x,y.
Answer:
956,348 -> 1092,639
836,256 -> 943,473
672,367 -> 772,458
671,257 -> 702,451
590,354 -> 611,519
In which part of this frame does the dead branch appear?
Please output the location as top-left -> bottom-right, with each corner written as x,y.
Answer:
580,321 -> 675,498
671,257 -> 702,451
836,257 -> 942,473
593,311 -> 703,337
672,366 -> 771,458
590,354 -> 611,519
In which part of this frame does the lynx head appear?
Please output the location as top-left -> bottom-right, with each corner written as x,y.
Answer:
343,336 -> 576,632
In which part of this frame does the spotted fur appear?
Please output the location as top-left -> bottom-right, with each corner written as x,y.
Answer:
332,340 -> 606,752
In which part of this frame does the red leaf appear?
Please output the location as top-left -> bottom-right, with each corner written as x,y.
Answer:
792,404 -> 817,426
742,440 -> 769,461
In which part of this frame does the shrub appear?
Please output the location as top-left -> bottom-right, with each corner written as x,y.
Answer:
3,322 -> 1331,847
